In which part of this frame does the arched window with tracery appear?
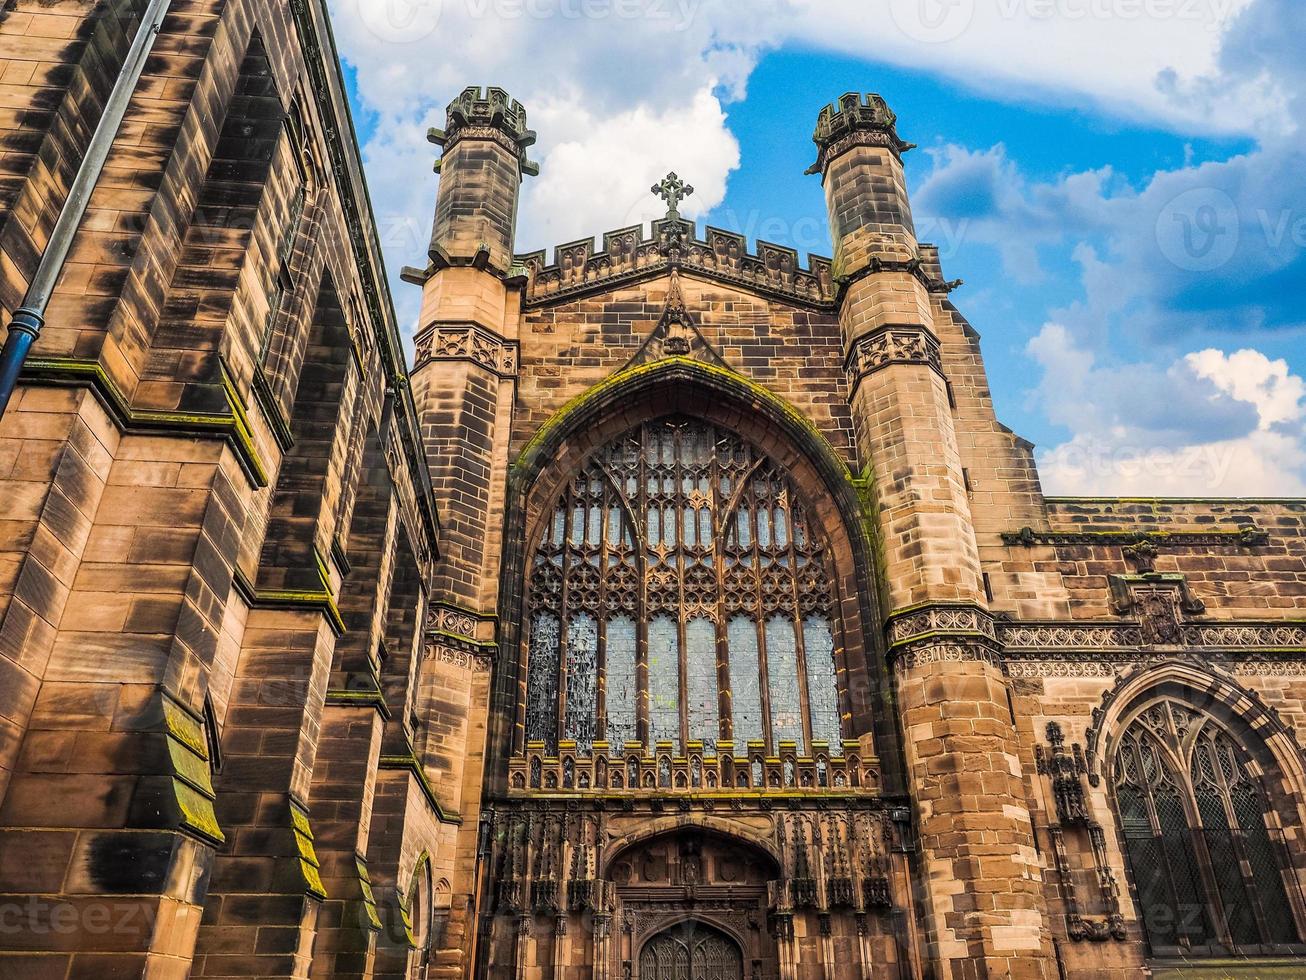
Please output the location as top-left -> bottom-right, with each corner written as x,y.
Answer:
523,416 -> 843,757
1112,698 -> 1302,956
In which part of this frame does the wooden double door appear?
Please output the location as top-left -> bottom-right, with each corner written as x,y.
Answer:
639,922 -> 743,980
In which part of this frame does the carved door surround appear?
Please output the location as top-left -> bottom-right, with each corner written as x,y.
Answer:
611,830 -> 777,980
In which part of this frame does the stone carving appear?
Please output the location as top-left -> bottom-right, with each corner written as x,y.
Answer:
891,641 -> 1002,671
413,322 -> 518,376
806,92 -> 917,173
1035,722 -> 1126,942
651,172 -> 694,219
624,271 -> 729,369
1001,624 -> 1145,651
428,643 -> 493,672
1001,526 -> 1268,548
845,325 -> 943,390
886,603 -> 996,647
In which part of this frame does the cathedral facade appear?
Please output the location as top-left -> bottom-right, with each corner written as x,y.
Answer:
0,3 -> 1304,980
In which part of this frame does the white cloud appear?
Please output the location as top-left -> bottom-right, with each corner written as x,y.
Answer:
328,0 -> 1296,336
784,0 -> 1281,137
1029,326 -> 1306,496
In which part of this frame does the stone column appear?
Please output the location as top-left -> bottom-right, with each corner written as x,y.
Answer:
406,84 -> 536,980
810,93 -> 1054,978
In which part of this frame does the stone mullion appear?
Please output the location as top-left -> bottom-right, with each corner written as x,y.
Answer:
635,449 -> 651,747
674,431 -> 690,751
783,488 -> 816,753
748,482 -> 776,754
556,484 -> 574,751
712,457 -> 734,746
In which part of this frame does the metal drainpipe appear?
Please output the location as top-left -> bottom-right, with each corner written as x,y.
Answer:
0,0 -> 173,419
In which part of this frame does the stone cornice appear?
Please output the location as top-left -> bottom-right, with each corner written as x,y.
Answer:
885,602 -> 997,650
837,255 -> 963,299
21,356 -> 269,490
884,600 -> 1306,665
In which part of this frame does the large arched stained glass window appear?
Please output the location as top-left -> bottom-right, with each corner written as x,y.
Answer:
1112,699 -> 1301,956
523,416 -> 842,757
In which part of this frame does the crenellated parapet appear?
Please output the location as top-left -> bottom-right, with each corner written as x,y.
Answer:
516,218 -> 837,309
429,84 -> 538,174
807,92 -> 916,175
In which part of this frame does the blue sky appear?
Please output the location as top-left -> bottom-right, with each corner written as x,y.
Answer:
332,0 -> 1305,496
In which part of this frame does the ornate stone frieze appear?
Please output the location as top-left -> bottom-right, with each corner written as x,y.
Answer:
517,219 -> 836,310
891,641 -> 1003,672
1000,624 -> 1144,651
413,322 -> 518,376
427,642 -> 493,672
1181,622 -> 1306,648
1006,660 -> 1128,679
844,324 -> 943,392
1001,525 -> 1268,548
886,603 -> 996,648
426,601 -> 497,640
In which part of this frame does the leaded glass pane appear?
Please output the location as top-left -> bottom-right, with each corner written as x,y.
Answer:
803,616 -> 840,748
649,615 -> 680,750
563,614 -> 598,752
728,616 -> 763,746
604,615 -> 637,752
525,613 -> 560,748
686,617 -> 719,753
523,417 -> 842,763
766,616 -> 803,752
1113,701 -> 1301,956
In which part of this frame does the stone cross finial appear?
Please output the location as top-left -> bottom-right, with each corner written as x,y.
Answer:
652,172 -> 694,219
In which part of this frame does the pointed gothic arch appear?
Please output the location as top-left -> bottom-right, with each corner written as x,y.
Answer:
638,920 -> 745,980
489,357 -> 896,795
1102,679 -> 1306,957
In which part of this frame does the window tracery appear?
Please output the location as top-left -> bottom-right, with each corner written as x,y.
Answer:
523,416 -> 842,757
1112,698 -> 1300,955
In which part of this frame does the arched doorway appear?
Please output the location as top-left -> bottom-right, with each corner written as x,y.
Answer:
640,922 -> 744,980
